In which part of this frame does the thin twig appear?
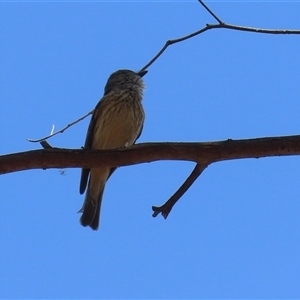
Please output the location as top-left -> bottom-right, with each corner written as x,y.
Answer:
152,163 -> 208,219
198,0 -> 223,24
27,110 -> 93,143
139,26 -> 211,72
213,23 -> 300,34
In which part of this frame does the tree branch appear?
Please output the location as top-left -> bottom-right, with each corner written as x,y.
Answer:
2,134 -> 300,218
152,162 -> 208,219
139,1 -> 300,72
2,135 -> 300,175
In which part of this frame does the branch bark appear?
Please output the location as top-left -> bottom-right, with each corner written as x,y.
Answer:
1,134 -> 300,218
1,135 -> 300,175
152,163 -> 208,219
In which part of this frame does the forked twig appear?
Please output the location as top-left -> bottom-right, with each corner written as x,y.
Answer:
139,1 -> 300,72
152,163 -> 209,219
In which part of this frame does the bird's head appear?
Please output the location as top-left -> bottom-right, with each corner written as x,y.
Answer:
104,69 -> 148,96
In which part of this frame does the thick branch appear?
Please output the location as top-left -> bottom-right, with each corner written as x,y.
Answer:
1,135 -> 300,175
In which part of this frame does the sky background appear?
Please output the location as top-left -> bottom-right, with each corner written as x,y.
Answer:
1,1 -> 300,298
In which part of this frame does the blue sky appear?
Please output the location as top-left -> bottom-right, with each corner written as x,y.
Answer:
1,1 -> 300,298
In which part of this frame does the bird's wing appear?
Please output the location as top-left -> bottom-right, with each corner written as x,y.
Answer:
79,99 -> 104,194
134,124 -> 143,143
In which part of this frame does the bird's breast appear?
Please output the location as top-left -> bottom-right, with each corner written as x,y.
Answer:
92,94 -> 144,150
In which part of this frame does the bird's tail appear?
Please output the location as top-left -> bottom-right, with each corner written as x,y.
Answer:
79,171 -> 107,230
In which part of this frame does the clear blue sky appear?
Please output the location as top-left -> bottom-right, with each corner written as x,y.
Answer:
1,1 -> 300,298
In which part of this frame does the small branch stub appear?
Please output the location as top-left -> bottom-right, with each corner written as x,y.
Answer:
152,163 -> 208,219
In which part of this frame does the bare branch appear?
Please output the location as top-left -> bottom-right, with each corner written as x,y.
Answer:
2,134 -> 300,218
152,163 -> 208,219
139,26 -> 211,72
139,4 -> 300,72
27,110 -> 93,143
213,23 -> 300,35
2,135 -> 300,175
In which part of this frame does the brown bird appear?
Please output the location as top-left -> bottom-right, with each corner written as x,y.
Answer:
79,69 -> 147,230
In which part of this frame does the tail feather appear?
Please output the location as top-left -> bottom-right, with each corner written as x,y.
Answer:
80,188 -> 104,230
79,174 -> 105,230
89,198 -> 102,230
79,169 -> 108,230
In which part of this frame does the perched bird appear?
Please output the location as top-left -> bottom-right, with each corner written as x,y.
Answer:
79,69 -> 147,230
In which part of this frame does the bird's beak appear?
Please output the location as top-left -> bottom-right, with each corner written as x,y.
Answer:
137,70 -> 148,77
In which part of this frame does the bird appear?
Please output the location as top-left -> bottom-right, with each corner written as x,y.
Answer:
79,69 -> 147,230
